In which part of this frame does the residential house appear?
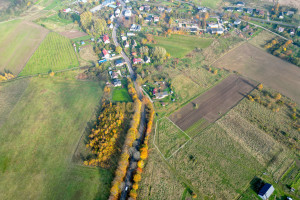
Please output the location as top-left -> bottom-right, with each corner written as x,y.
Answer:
132,52 -> 137,56
139,6 -> 144,11
166,8 -> 172,13
102,49 -> 110,59
236,7 -> 243,12
234,19 -> 241,25
290,29 -> 295,35
145,16 -> 152,22
126,5 -> 132,10
144,56 -> 150,63
153,16 -> 159,22
155,91 -> 169,99
124,9 -> 132,17
125,0 -> 129,3
115,59 -> 126,66
242,25 -> 249,31
111,72 -> 119,79
144,5 -> 150,12
113,79 -> 122,87
256,9 -> 265,16
109,23 -> 114,29
124,40 -> 129,48
286,11 -> 295,16
211,28 -> 224,34
278,27 -> 285,32
130,24 -> 137,31
63,8 -> 71,13
103,34 -> 110,43
226,7 -> 234,12
236,1 -> 245,6
133,58 -> 142,64
198,7 -> 208,12
115,8 -> 120,15
116,2 -> 121,6
258,183 -> 274,200
127,32 -> 135,36
279,12 -> 284,19
247,8 -> 253,14
207,23 -> 219,28
132,40 -> 137,47
122,36 -> 127,41
158,6 -> 164,12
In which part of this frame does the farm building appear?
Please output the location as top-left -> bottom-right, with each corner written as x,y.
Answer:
236,1 -> 245,6
258,183 -> 274,200
154,91 -> 169,99
211,28 -> 224,34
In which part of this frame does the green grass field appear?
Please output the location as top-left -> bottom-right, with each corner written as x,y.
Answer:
112,87 -> 132,102
156,117 -> 190,158
19,32 -> 79,76
193,0 -> 222,9
152,35 -> 213,58
0,20 -> 48,75
0,76 -> 112,200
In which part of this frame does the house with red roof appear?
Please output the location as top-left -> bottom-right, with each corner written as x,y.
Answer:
133,58 -> 142,64
103,34 -> 110,44
102,49 -> 110,59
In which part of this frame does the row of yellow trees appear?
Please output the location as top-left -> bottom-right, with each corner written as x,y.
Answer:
84,102 -> 126,167
129,98 -> 155,200
0,73 -> 14,82
109,78 -> 142,200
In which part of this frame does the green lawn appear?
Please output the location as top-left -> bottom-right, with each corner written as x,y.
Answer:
152,35 -> 213,58
0,20 -> 48,75
0,76 -> 112,200
112,87 -> 132,102
19,32 -> 79,76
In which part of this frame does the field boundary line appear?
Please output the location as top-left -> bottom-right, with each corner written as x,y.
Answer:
166,117 -> 191,139
153,118 -> 168,161
167,138 -> 191,160
153,117 -> 192,160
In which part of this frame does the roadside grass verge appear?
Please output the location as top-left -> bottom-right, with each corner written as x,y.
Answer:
0,76 -> 111,200
155,117 -> 190,158
151,35 -> 213,58
19,32 -> 79,76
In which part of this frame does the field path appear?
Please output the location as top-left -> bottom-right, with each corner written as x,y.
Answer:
213,43 -> 300,105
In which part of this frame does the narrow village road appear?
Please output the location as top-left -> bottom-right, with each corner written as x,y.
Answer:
111,1 -> 147,199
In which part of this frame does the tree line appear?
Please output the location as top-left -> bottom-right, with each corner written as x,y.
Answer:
109,78 -> 143,200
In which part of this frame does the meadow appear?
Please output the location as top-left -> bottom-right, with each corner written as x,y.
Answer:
0,75 -> 112,200
155,117 -> 190,158
112,87 -> 132,102
152,35 -> 213,58
193,0 -> 222,9
19,32 -> 79,76
0,20 -> 48,75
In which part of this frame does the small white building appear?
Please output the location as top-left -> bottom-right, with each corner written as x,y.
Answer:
124,9 -> 132,17
234,19 -> 241,25
258,183 -> 274,200
63,8 -> 71,13
153,16 -> 159,22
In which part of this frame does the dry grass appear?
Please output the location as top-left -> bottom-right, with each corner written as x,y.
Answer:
249,30 -> 275,49
79,45 -> 99,63
155,117 -> 190,158
168,124 -> 264,200
138,147 -> 185,200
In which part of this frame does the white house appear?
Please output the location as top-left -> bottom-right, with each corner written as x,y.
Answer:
115,8 -> 120,15
234,19 -> 241,25
127,32 -> 135,36
258,183 -> 274,200
153,16 -> 159,22
124,9 -> 132,17
63,8 -> 71,13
